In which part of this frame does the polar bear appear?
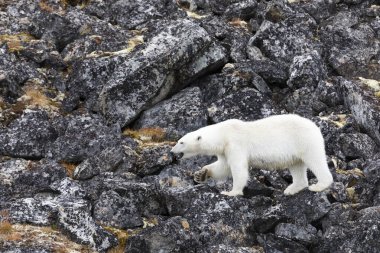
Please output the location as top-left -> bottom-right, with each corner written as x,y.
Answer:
170,114 -> 333,196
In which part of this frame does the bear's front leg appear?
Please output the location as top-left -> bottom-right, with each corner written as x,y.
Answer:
194,167 -> 210,183
221,153 -> 248,197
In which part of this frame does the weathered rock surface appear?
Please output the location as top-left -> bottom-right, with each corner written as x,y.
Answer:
99,19 -> 227,126
1,0 -> 380,252
134,87 -> 208,140
0,110 -> 58,159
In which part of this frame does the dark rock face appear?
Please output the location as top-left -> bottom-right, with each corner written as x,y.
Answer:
48,114 -> 122,163
1,0 -> 380,252
135,87 -> 208,140
0,110 -> 58,159
99,19 -> 227,126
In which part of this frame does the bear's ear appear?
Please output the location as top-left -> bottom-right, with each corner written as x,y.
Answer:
197,136 -> 201,141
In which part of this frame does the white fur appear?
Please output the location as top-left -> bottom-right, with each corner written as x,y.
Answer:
171,114 -> 334,196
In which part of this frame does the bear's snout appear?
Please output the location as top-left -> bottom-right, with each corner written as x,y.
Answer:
170,150 -> 184,160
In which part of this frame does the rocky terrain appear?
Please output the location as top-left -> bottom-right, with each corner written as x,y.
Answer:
0,0 -> 380,252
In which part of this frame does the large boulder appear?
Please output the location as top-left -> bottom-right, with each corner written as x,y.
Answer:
99,19 -> 227,126
134,87 -> 208,140
0,110 -> 58,159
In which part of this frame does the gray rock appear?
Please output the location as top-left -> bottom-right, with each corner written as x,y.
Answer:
207,87 -> 275,123
289,0 -> 337,23
275,223 -> 318,245
223,0 -> 258,20
257,233 -> 309,253
318,206 -> 380,253
57,199 -> 118,251
108,0 -> 184,30
338,133 -> 378,160
134,87 -> 208,140
7,196 -> 58,226
237,59 -> 288,85
287,50 -> 327,89
0,49 -> 40,101
250,13 -> 321,68
339,78 -> 380,146
278,191 -> 332,224
135,144 -> 174,176
48,114 -> 121,163
2,176 -> 118,252
94,190 -> 143,229
0,110 -> 58,159
321,11 -> 380,79
73,146 -> 125,180
99,19 -> 225,126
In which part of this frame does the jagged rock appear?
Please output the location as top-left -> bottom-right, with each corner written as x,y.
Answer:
200,245 -> 264,253
257,233 -> 309,253
134,87 -> 208,140
289,0 -> 337,23
321,11 -> 380,79
94,190 -> 143,229
12,159 -> 67,197
73,146 -> 125,180
237,59 -> 288,85
0,110 -> 58,159
48,114 -> 122,163
250,13 -> 321,68
223,0 -> 258,20
318,206 -> 380,253
274,223 -> 318,245
99,19 -> 226,126
80,173 -> 165,216
0,48 -> 40,101
287,50 -> 327,89
315,79 -> 344,108
338,133 -> 378,160
135,144 -> 174,176
107,0 -> 184,30
339,78 -> 380,146
128,186 -> 273,252
283,86 -> 327,117
7,196 -> 58,226
2,176 -> 118,252
207,87 -> 275,123
274,191 -> 332,224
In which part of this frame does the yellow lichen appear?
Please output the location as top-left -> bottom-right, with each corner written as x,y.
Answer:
59,162 -> 78,178
0,33 -> 35,53
181,219 -> 190,230
318,114 -> 348,128
229,18 -> 249,31
186,10 -> 208,19
358,77 -> 380,92
123,128 -> 166,142
104,227 -> 129,253
86,35 -> 144,58
336,168 -> 365,177
142,217 -> 158,229
346,187 -> 358,202
0,221 -> 12,235
0,224 -> 91,252
16,84 -> 64,112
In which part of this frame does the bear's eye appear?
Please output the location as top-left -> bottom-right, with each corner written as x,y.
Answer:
180,142 -> 184,145
197,136 -> 201,141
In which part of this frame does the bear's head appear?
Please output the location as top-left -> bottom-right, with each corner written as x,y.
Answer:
170,126 -> 223,159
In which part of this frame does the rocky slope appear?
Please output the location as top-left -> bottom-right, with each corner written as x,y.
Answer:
0,0 -> 380,252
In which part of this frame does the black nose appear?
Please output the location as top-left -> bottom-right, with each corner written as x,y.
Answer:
170,152 -> 183,160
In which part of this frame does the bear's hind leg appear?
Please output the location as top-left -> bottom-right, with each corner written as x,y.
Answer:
284,163 -> 309,195
304,155 -> 333,192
